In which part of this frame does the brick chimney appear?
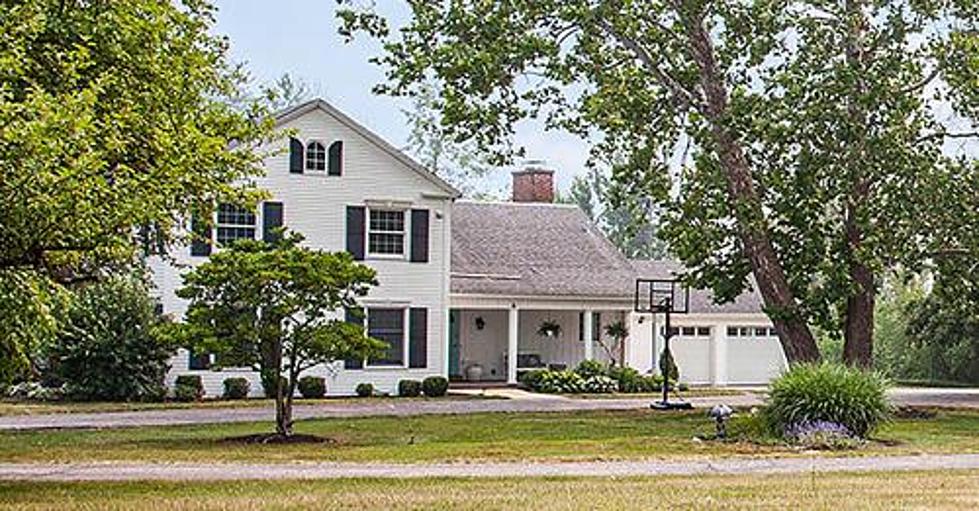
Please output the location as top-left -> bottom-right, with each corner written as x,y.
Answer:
511,161 -> 555,203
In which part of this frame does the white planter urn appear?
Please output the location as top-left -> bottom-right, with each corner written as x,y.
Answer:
465,364 -> 484,382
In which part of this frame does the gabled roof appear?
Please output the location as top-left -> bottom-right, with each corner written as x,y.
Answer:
274,99 -> 461,198
628,260 -> 765,314
450,201 -> 638,298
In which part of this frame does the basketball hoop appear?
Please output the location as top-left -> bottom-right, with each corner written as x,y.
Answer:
634,278 -> 693,410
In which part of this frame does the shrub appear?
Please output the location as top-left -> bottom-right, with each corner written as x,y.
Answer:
764,363 -> 891,438
298,376 -> 327,399
574,359 -> 607,379
536,370 -> 585,393
173,375 -> 204,402
519,369 -> 548,390
581,375 -> 617,393
422,376 -> 449,397
659,349 -> 679,383
355,382 -> 374,397
5,381 -> 65,401
398,379 -> 422,397
608,366 -> 641,393
260,372 -> 287,398
49,275 -> 171,402
222,377 -> 250,400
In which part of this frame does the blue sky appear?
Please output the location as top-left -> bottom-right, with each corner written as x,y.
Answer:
212,0 -> 590,194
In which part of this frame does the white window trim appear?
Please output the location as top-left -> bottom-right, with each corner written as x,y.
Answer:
305,139 -> 327,172
366,207 -> 409,260
214,203 -> 258,247
364,306 -> 409,369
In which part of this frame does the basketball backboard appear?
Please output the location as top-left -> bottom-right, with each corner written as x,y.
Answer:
633,278 -> 689,314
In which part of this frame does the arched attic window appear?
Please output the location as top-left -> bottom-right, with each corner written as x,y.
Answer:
305,141 -> 326,171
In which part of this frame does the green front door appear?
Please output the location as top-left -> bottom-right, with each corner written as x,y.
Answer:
449,309 -> 462,378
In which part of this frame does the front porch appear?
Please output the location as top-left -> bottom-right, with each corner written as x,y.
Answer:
448,302 -> 630,384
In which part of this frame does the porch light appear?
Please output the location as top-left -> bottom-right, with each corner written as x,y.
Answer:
475,316 -> 485,330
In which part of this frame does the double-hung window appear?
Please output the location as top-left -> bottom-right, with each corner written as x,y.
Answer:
367,308 -> 406,366
368,209 -> 406,256
215,203 -> 256,246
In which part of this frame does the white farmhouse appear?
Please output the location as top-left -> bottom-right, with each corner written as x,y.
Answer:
152,99 -> 787,397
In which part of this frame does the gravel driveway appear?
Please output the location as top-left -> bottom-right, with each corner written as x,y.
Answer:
1,454 -> 978,481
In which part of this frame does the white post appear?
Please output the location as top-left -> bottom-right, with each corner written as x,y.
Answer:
507,306 -> 519,384
710,323 -> 728,386
583,310 -> 594,361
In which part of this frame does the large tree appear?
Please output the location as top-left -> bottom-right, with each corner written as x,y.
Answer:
338,0 -> 979,365
0,0 -> 273,381
176,232 -> 386,437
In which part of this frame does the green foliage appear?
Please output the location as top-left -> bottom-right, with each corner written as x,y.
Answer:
764,363 -> 892,439
397,379 -> 422,398
659,349 -> 679,383
222,378 -> 250,400
563,169 -> 669,260
48,275 -> 171,402
0,270 -> 69,385
298,376 -> 327,399
176,231 -> 384,434
581,375 -> 617,393
573,359 -> 607,379
873,276 -> 931,379
521,369 -> 585,394
173,375 -> 204,402
337,0 -> 979,363
0,0 -> 274,380
422,376 -> 449,397
355,383 -> 374,398
906,283 -> 979,385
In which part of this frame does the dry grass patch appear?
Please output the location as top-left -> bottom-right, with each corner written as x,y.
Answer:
1,470 -> 978,510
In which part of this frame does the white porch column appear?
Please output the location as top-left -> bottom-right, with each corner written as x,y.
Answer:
582,310 -> 594,361
507,306 -> 519,384
710,323 -> 728,386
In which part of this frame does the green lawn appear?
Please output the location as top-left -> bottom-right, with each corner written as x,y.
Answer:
1,409 -> 976,464
2,470 -> 978,510
0,394 -> 491,416
565,388 -> 746,399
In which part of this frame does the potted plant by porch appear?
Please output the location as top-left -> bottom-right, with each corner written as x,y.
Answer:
537,320 -> 562,338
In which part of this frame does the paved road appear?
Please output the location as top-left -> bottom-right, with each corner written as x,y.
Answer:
1,454 -> 978,481
0,387 -> 975,431
0,394 -> 760,430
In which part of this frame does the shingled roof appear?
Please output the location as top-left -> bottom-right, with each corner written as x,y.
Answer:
450,201 -> 765,314
450,201 -> 637,298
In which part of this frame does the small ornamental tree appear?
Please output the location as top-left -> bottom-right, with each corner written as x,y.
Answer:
176,232 -> 386,437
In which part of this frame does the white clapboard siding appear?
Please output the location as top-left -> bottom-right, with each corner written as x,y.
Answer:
151,102 -> 453,396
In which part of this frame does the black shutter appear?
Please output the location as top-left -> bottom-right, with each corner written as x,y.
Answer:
289,137 -> 304,174
410,209 -> 429,263
328,141 -> 343,176
188,349 -> 210,370
409,307 -> 428,368
344,307 -> 364,369
346,206 -> 366,260
262,202 -> 284,243
190,213 -> 211,257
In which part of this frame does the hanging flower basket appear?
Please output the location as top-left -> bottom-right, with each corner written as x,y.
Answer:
537,320 -> 562,338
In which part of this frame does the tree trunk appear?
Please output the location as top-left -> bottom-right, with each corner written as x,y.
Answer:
680,7 -> 820,362
841,0 -> 874,368
271,338 -> 292,437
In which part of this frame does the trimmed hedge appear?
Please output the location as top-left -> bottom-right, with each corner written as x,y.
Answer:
398,379 -> 422,397
355,383 -> 374,397
422,376 -> 449,397
173,375 -> 203,402
298,376 -> 327,399
222,377 -> 250,400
